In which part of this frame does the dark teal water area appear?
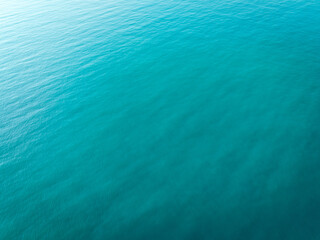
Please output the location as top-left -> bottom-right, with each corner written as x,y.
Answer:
1,0 -> 320,239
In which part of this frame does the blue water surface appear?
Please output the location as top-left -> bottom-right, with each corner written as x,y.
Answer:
1,0 -> 320,239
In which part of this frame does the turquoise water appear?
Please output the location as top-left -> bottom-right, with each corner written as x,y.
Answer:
1,0 -> 320,239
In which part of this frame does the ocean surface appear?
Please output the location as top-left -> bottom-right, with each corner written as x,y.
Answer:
1,0 -> 320,239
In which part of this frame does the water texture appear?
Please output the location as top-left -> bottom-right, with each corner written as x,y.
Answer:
1,0 -> 320,239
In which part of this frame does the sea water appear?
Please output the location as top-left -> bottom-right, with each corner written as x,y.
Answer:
1,0 -> 320,239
